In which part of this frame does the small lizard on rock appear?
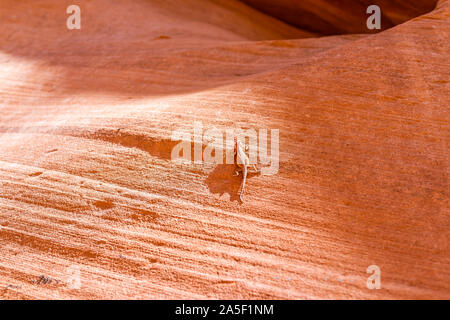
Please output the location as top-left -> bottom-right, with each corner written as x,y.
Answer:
234,139 -> 259,202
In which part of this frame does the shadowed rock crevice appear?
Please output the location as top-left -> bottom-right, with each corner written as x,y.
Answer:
241,0 -> 438,35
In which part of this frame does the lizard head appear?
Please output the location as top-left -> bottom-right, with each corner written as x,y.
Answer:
235,139 -> 247,152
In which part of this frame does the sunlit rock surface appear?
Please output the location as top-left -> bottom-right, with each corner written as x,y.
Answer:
0,0 -> 448,299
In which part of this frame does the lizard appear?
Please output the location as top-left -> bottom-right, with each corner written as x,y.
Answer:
234,139 -> 259,202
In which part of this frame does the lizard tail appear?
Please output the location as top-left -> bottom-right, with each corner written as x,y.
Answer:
239,166 -> 247,202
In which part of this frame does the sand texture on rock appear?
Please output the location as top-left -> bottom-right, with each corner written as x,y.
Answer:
0,0 -> 449,299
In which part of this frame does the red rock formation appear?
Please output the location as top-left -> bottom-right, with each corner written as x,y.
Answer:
0,0 -> 448,299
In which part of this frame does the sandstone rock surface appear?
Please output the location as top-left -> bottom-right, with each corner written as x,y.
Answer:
0,0 -> 448,299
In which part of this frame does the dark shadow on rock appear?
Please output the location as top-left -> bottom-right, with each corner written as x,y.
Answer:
0,125 -> 181,161
240,0 -> 437,35
205,164 -> 261,203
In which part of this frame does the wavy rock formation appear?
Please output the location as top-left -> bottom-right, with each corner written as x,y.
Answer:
0,0 -> 448,299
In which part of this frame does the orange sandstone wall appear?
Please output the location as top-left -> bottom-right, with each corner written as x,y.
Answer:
0,0 -> 448,299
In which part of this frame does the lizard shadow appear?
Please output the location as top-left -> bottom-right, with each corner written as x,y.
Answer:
205,164 -> 260,203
